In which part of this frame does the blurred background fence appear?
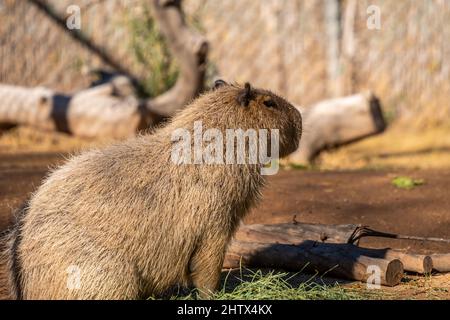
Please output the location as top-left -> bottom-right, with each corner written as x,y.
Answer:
1,0 -> 449,127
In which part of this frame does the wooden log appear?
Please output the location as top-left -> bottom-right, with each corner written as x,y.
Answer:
289,92 -> 386,163
235,223 -> 360,244
356,248 -> 432,274
0,83 -> 146,139
235,223 -> 432,274
224,240 -> 404,286
431,254 -> 450,273
0,84 -> 383,155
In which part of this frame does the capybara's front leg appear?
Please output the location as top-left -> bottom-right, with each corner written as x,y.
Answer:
189,236 -> 228,299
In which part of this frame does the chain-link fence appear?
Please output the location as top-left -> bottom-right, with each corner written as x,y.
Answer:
1,0 -> 449,126
0,0 -> 154,92
352,0 -> 450,124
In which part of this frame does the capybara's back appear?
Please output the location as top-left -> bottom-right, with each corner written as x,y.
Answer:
5,81 -> 302,299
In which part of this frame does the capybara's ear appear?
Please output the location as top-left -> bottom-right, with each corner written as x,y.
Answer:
213,79 -> 228,89
237,82 -> 255,107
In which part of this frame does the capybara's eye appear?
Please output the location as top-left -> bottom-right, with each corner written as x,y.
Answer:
263,99 -> 277,108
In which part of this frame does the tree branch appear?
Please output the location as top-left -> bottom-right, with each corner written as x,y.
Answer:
144,0 -> 208,116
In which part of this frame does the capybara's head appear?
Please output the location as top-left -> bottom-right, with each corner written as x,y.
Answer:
170,80 -> 302,163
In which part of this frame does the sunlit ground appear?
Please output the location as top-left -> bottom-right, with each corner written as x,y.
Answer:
316,124 -> 450,170
0,126 -> 105,154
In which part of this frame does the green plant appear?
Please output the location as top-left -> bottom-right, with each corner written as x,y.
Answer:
124,6 -> 178,97
392,176 -> 425,189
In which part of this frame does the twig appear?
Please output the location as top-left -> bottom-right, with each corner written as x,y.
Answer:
349,226 -> 450,244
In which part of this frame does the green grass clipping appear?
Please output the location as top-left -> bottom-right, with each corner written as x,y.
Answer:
392,176 -> 425,189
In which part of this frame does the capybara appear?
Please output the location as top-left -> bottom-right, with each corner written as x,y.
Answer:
2,80 -> 302,299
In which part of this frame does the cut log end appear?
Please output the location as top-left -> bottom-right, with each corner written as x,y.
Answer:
385,259 -> 404,287
289,92 -> 387,164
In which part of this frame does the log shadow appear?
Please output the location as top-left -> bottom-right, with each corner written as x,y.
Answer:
225,241 -> 406,290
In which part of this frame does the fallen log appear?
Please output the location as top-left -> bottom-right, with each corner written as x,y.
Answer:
0,82 -> 146,139
0,86 -> 384,155
289,92 -> 386,163
431,254 -> 450,273
356,248 -> 432,274
235,223 -> 360,244
235,223 -> 433,274
240,221 -> 450,246
224,240 -> 404,286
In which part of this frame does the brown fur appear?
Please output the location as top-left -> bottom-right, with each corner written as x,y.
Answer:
2,82 -> 302,299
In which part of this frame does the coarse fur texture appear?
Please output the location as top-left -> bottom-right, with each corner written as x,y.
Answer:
2,82 -> 302,299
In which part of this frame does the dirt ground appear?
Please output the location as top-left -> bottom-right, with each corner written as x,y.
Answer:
0,150 -> 449,299
247,169 -> 450,254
